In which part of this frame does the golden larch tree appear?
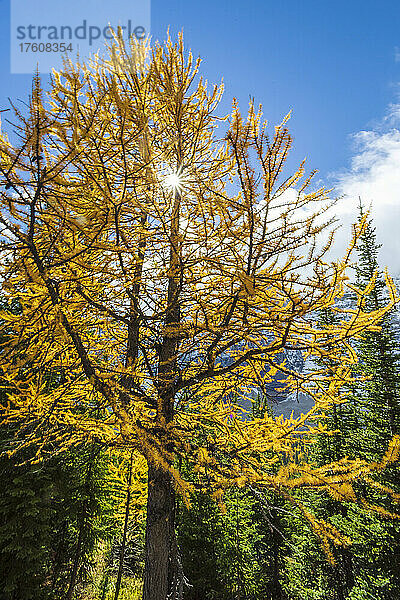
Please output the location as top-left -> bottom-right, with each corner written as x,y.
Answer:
0,32 -> 399,600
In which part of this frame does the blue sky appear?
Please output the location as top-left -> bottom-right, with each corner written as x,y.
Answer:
2,0 -> 400,270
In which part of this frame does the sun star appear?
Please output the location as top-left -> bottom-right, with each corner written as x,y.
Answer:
164,172 -> 182,191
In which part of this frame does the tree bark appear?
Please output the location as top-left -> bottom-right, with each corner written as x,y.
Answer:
143,186 -> 181,600
142,463 -> 176,600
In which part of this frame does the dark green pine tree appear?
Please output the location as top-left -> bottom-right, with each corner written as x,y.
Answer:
282,208 -> 400,600
281,308 -> 357,600
176,394 -> 287,600
0,427 -> 113,600
0,298 -> 53,600
353,205 -> 400,453
176,483 -> 287,600
49,444 -> 114,599
0,428 -> 55,600
0,298 -> 116,599
345,206 -> 400,599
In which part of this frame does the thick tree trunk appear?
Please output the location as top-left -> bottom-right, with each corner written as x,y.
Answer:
142,463 -> 176,600
142,184 -> 181,600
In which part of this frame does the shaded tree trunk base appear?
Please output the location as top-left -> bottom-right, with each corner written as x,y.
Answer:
143,463 -> 176,600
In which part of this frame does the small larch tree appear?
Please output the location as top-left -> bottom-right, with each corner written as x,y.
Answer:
0,32 -> 399,600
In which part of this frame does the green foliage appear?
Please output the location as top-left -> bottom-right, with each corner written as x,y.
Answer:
0,440 -> 54,599
0,437 -> 116,599
1,211 -> 400,600
50,445 -> 115,597
176,479 -> 285,599
281,209 -> 400,600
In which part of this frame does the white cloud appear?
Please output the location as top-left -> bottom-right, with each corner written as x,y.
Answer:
328,106 -> 400,276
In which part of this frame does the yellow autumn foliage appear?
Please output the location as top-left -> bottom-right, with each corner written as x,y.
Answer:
0,31 -> 398,563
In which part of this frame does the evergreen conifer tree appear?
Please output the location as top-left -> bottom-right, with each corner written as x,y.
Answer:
282,209 -> 400,600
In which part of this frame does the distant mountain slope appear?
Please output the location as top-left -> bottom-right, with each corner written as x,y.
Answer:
272,277 -> 400,419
